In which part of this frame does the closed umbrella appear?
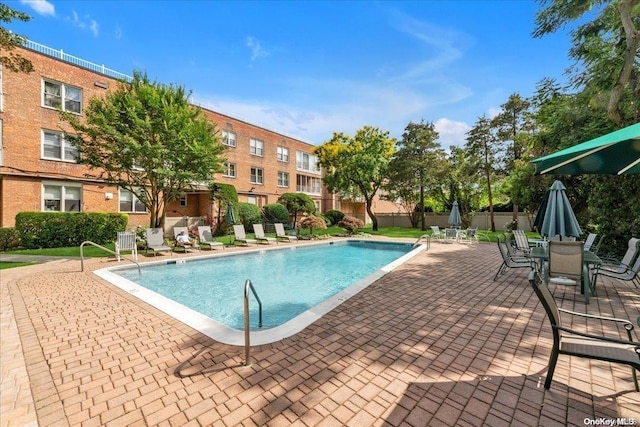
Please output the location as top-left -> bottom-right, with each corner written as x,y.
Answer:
226,202 -> 237,246
540,180 -> 582,239
226,202 -> 237,226
533,189 -> 550,233
532,122 -> 640,175
448,201 -> 461,227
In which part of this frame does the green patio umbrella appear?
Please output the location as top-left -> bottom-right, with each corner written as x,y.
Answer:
531,122 -> 640,175
448,201 -> 461,227
540,180 -> 582,239
532,189 -> 550,233
226,202 -> 237,246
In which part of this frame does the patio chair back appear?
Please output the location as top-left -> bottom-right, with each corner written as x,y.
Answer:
173,226 -> 189,240
233,224 -> 247,239
198,226 -> 214,243
512,230 -> 530,254
116,231 -> 137,261
146,228 -> 165,246
583,233 -> 598,251
548,241 -> 584,283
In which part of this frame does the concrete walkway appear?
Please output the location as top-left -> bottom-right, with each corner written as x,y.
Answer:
2,241 -> 639,426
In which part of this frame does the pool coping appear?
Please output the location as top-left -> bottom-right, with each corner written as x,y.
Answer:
94,238 -> 427,346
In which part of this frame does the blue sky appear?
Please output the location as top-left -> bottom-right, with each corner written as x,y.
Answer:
10,0 -> 575,146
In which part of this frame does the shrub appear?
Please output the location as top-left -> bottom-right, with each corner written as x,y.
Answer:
338,215 -> 364,235
0,227 -> 21,251
324,209 -> 345,226
262,203 -> 289,223
15,212 -> 128,249
236,202 -> 262,230
299,216 -> 327,235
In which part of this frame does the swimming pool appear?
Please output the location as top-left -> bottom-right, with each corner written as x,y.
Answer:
96,239 -> 425,345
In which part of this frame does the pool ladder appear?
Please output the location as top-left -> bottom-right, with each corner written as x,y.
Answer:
244,279 -> 263,366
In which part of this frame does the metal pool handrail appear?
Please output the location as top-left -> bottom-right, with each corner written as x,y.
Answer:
80,241 -> 141,274
243,279 -> 263,366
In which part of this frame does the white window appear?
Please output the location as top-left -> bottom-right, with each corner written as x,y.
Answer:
222,130 -> 236,147
180,194 -> 188,207
277,146 -> 289,162
296,151 -> 320,173
222,162 -> 236,178
247,195 -> 257,205
42,130 -> 78,162
296,175 -> 322,195
119,189 -> 146,213
250,138 -> 264,156
250,167 -> 264,184
43,79 -> 82,114
277,171 -> 289,187
43,183 -> 82,212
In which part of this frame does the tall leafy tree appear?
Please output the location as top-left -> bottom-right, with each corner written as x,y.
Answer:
385,120 -> 446,230
0,3 -> 34,73
314,126 -> 396,231
533,0 -> 640,125
465,116 -> 501,231
491,93 -> 533,225
277,193 -> 316,228
61,71 -> 225,228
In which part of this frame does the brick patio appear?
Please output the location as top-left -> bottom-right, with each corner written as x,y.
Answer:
2,240 -> 639,426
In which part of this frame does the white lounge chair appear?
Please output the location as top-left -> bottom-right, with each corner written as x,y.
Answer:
115,231 -> 137,261
274,223 -> 297,242
233,224 -> 257,246
253,224 -> 276,244
173,226 -> 198,252
197,226 -> 224,250
145,228 -> 172,256
430,226 -> 444,241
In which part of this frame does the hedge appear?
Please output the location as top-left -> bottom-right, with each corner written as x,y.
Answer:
236,203 -> 262,230
15,212 -> 128,249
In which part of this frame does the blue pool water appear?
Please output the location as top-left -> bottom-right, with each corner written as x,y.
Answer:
114,240 -> 413,330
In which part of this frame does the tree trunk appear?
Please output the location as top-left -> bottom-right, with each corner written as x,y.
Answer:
486,168 -> 496,232
420,185 -> 426,231
366,197 -> 378,231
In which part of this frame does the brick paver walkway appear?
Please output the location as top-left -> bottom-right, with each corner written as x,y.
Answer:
2,240 -> 639,426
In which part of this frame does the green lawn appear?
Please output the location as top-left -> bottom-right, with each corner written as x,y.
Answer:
0,261 -> 37,270
2,226 -> 538,259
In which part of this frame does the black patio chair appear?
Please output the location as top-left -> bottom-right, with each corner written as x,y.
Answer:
528,271 -> 640,391
493,233 -> 532,281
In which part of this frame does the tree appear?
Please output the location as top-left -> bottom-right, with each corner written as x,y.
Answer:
61,71 -> 226,228
533,0 -> 640,125
0,3 -> 34,73
385,120 -> 446,230
465,116 -> 501,231
277,193 -> 316,228
209,183 -> 238,234
491,93 -> 533,226
315,126 -> 396,231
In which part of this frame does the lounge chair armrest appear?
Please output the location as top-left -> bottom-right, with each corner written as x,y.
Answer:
558,308 -> 635,328
553,325 -> 640,346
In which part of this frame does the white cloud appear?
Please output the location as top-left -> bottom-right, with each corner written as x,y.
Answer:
20,0 -> 55,16
245,36 -> 269,62
434,118 -> 470,148
65,10 -> 99,37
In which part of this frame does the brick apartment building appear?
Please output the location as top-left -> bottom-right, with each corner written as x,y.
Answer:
0,41 -> 366,230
